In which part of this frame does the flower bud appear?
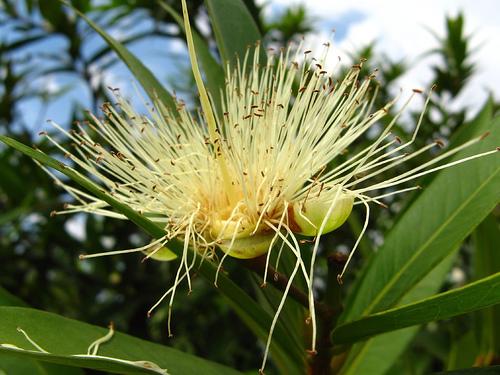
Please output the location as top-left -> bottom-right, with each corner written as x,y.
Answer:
142,244 -> 178,261
210,220 -> 275,259
288,190 -> 354,236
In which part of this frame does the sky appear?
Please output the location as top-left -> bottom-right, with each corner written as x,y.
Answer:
261,0 -> 500,117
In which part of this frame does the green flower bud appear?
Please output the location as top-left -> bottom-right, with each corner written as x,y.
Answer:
288,190 -> 354,236
210,220 -> 275,259
142,243 -> 178,261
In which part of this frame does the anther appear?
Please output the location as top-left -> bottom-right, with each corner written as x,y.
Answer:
435,140 -> 445,147
479,131 -> 490,140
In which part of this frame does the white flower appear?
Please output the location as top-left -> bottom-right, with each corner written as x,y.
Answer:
37,1 -> 498,372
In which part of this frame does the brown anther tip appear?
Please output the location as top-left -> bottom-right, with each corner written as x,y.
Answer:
32,145 -> 38,150
417,185 -> 423,190
435,140 -> 445,147
305,317 -> 311,324
78,254 -> 85,260
38,131 -> 47,135
147,312 -> 151,318
141,257 -> 148,263
306,350 -> 318,355
50,210 -> 57,217
108,321 -> 115,330
479,131 -> 490,140
337,274 -> 343,284
260,282 -> 267,288
45,119 -> 51,123
431,84 -> 437,91
17,327 -> 22,331
214,282 -> 219,288
259,370 -> 265,375
168,334 -> 173,338
496,147 -> 500,151
188,290 -> 193,296
412,89 -> 423,94
59,162 -> 66,169
380,203 -> 389,209
395,136 -> 402,144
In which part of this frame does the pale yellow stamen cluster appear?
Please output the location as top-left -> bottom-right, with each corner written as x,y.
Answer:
35,4 -> 499,372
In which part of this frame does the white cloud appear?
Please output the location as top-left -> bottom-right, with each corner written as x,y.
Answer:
260,0 -> 500,116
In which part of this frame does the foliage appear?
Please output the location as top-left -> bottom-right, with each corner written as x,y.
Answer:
0,2 -> 499,375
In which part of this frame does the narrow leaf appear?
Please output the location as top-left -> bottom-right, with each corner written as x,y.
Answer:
341,114 -> 500,323
0,307 -> 242,375
159,1 -> 225,114
333,271 -> 500,345
60,1 -> 175,107
432,366 -> 500,375
339,247 -> 457,375
0,352 -> 85,375
205,0 -> 264,71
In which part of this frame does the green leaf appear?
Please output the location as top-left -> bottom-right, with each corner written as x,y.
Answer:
0,306 -> 243,375
0,287 -> 86,374
446,330 -> 478,371
0,286 -> 29,308
472,213 -> 500,361
338,246 -> 457,375
205,0 -> 264,71
341,114 -> 500,323
0,352 -> 86,375
432,366 -> 500,375
0,134 -> 303,369
60,1 -> 175,107
159,1 -> 225,114
333,271 -> 500,345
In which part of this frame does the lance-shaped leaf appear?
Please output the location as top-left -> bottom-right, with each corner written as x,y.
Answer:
159,1 -> 225,114
205,0 -> 264,71
341,113 -> 500,324
432,366 -> 500,375
332,271 -> 500,345
0,306 -> 243,375
61,1 -> 175,107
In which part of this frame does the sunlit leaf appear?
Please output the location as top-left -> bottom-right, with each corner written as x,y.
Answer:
0,306 -> 242,375
205,0 -> 264,71
341,114 -> 500,323
333,271 -> 500,345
